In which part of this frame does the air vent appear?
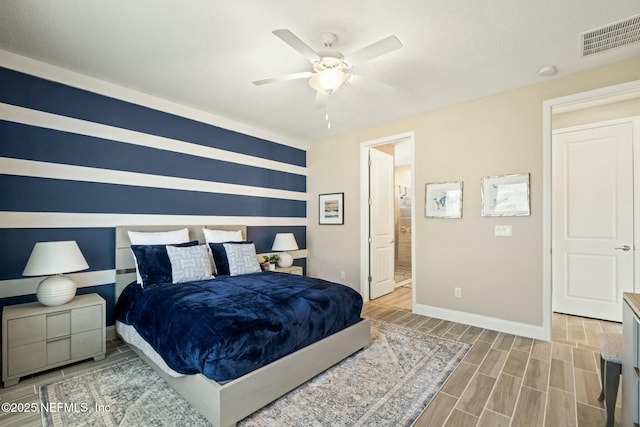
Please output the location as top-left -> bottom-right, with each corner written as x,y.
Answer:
581,14 -> 640,57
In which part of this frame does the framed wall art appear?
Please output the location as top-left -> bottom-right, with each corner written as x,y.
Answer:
425,181 -> 463,218
481,173 -> 530,216
319,192 -> 344,224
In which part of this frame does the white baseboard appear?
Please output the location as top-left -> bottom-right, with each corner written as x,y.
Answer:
413,303 -> 549,341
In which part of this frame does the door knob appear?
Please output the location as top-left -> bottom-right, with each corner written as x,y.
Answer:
615,245 -> 631,251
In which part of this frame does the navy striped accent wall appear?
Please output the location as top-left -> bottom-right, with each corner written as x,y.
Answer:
0,68 -> 305,166
0,120 -> 306,192
0,64 -> 307,324
0,175 -> 305,217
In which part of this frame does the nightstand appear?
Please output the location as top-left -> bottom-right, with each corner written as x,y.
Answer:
2,293 -> 106,387
275,266 -> 303,275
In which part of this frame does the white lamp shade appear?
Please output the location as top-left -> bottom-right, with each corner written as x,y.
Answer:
271,233 -> 299,252
272,233 -> 299,268
23,241 -> 89,307
23,241 -> 89,276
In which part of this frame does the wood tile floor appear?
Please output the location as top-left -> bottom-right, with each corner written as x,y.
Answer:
365,287 -> 623,427
0,288 -> 622,427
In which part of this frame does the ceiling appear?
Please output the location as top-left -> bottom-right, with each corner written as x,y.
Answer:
1,1 -> 639,143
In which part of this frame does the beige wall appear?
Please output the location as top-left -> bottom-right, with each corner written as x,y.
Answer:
307,57 -> 640,328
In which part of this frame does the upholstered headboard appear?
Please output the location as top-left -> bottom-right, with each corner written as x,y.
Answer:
115,225 -> 247,299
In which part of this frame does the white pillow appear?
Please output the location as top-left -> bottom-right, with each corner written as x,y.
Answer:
128,228 -> 190,245
223,242 -> 261,276
166,244 -> 214,284
128,228 -> 190,284
203,228 -> 243,244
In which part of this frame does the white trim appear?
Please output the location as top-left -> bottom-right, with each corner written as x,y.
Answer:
553,91 -> 640,113
552,116 -> 640,134
0,49 -> 307,150
542,99 -> 553,342
0,103 -> 307,176
359,131 -> 416,303
0,157 -> 306,201
0,212 -> 308,228
1,270 -> 114,298
634,117 -> 640,300
414,303 -> 546,340
542,79 -> 640,342
545,80 -> 640,110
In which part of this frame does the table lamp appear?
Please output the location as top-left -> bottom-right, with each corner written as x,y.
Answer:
271,233 -> 299,268
23,241 -> 89,306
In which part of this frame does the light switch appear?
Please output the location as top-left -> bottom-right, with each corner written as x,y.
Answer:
494,225 -> 512,237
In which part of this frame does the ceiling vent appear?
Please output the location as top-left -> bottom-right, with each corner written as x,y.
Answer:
581,14 -> 640,57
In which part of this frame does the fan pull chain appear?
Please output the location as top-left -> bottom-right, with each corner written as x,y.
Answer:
325,101 -> 332,129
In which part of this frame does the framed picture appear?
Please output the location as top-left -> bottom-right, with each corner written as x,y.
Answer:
425,181 -> 463,218
481,173 -> 530,216
319,193 -> 344,224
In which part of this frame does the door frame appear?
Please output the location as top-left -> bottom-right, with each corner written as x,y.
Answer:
360,131 -> 416,303
542,79 -> 640,340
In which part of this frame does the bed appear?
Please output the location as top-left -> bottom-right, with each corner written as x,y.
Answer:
113,225 -> 371,427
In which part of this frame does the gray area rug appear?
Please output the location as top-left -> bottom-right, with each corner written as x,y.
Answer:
40,321 -> 470,426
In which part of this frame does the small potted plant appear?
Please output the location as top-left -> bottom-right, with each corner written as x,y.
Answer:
262,254 -> 279,271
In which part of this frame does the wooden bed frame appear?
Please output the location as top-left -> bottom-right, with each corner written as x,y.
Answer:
115,225 -> 371,427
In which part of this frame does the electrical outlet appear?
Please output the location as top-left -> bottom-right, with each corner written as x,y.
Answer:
454,287 -> 462,298
340,271 -> 346,279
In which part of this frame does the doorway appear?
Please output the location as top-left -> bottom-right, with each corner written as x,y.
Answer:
543,80 -> 640,338
360,132 -> 415,305
393,140 -> 413,289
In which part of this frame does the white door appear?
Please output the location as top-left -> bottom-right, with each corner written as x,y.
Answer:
369,148 -> 395,299
552,121 -> 634,322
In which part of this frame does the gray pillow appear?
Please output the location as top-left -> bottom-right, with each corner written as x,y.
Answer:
223,242 -> 261,276
166,244 -> 214,284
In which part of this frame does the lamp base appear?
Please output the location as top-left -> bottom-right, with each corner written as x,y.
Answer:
37,275 -> 77,306
277,252 -> 294,268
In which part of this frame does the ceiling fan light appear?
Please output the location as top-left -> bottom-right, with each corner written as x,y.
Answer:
309,69 -> 347,94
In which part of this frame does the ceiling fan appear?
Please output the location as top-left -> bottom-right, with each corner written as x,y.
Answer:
252,29 -> 402,109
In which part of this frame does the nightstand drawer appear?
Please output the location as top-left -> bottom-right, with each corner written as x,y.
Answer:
47,338 -> 71,365
71,305 -> 102,333
7,316 -> 45,348
47,311 -> 71,339
72,329 -> 103,359
8,342 -> 46,376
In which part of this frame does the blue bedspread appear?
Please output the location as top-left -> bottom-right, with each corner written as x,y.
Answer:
114,272 -> 363,382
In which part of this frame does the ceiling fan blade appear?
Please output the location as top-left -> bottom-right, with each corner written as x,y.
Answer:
342,35 -> 402,67
315,91 -> 329,109
347,74 -> 396,95
252,71 -> 313,86
272,29 -> 321,62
